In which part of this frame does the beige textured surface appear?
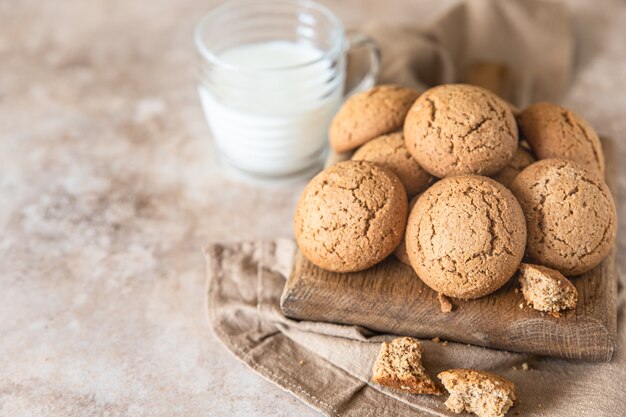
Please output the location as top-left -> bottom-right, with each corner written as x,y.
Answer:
519,102 -> 605,174
510,159 -> 617,276
404,84 -> 518,177
329,85 -> 420,152
1,0 -> 626,416
352,132 -> 433,197
0,1 -> 316,416
405,175 -> 526,299
294,160 -> 407,272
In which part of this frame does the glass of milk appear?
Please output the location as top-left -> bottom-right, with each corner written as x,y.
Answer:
194,0 -> 380,181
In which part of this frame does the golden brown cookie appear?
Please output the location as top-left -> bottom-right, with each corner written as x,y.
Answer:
405,175 -> 526,299
438,369 -> 516,417
352,132 -> 433,197
492,146 -> 535,188
404,84 -> 518,178
518,102 -> 605,175
510,159 -> 616,276
393,194 -> 421,265
329,85 -> 420,153
294,160 -> 408,272
372,337 -> 441,395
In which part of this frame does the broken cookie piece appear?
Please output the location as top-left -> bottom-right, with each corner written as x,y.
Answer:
372,337 -> 441,395
438,369 -> 516,417
518,263 -> 578,313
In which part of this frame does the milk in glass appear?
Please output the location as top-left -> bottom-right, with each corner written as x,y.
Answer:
199,41 -> 343,176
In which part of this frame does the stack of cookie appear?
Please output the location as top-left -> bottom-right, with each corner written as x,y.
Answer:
294,84 -> 617,311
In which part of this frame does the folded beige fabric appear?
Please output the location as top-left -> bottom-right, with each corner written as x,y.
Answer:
347,0 -> 573,105
204,1 -> 626,415
205,240 -> 626,416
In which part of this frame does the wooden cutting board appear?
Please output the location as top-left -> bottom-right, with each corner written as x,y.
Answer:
280,139 -> 618,362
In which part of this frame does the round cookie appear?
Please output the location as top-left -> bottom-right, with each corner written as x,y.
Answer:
294,160 -> 408,272
404,84 -> 518,178
492,146 -> 535,188
352,132 -> 434,197
329,85 -> 420,153
406,175 -> 526,299
509,159 -> 616,276
518,102 -> 605,175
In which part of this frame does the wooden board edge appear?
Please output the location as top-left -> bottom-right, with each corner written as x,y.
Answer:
280,248 -> 618,362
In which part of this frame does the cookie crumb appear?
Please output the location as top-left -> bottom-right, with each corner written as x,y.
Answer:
442,341 -> 448,347
299,360 -> 305,366
438,292 -> 453,313
518,303 -> 524,309
521,363 -> 529,371
432,337 -> 441,343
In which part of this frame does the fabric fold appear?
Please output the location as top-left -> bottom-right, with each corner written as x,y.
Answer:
353,0 -> 572,105
205,240 -> 626,416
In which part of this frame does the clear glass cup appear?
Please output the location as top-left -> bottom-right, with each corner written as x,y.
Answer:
194,0 -> 380,181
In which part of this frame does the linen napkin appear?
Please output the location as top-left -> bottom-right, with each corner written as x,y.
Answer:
205,240 -> 625,416
347,0 -> 572,106
205,0 -> 626,415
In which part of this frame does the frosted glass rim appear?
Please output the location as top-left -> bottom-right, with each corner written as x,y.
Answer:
194,0 -> 346,73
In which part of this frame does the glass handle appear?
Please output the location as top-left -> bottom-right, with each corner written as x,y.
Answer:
345,31 -> 381,96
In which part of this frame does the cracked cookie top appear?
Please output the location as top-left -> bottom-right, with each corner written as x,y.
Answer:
406,175 -> 526,299
510,159 -> 616,276
352,132 -> 434,197
404,84 -> 518,178
329,85 -> 420,153
518,102 -> 605,175
294,160 -> 408,272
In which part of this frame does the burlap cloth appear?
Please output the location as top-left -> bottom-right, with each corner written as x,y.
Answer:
205,1 -> 626,415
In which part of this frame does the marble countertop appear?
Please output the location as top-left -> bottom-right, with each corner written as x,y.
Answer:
1,0 -> 624,415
